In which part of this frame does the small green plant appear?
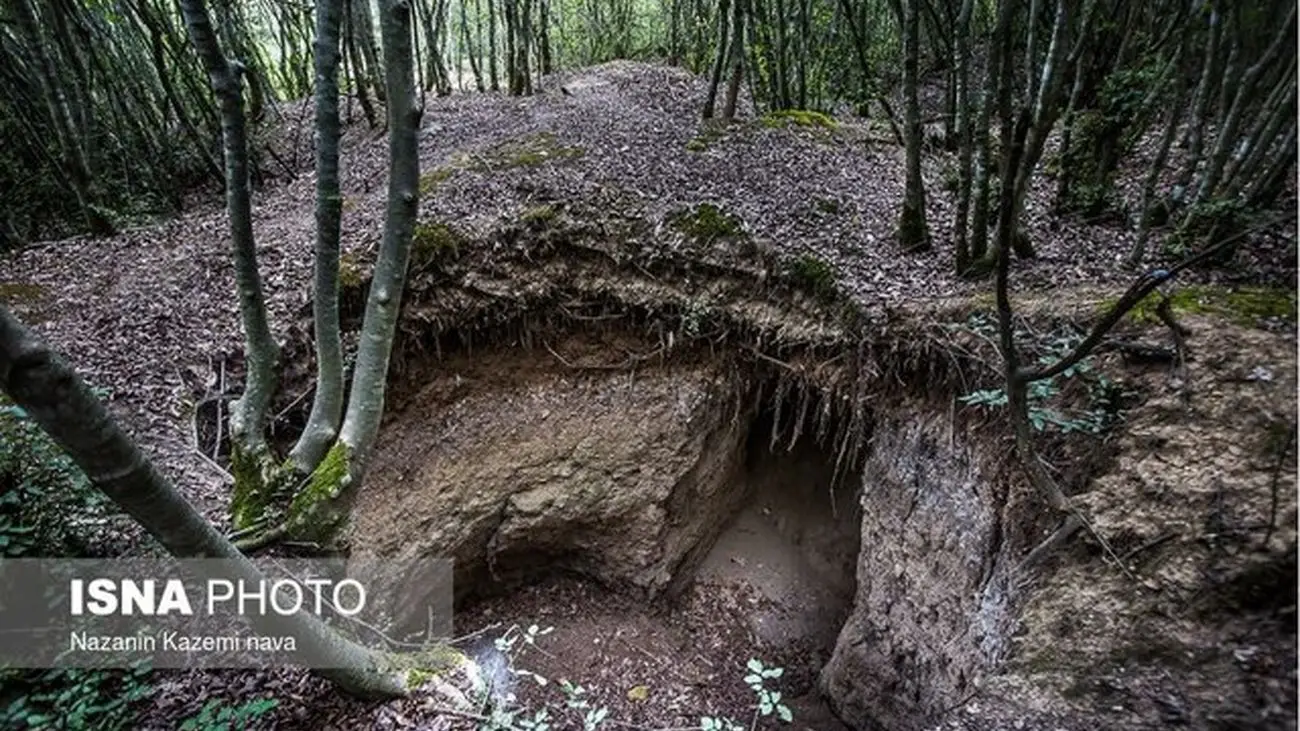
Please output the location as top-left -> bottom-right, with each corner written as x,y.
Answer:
477,133 -> 584,171
0,391 -> 118,557
178,697 -> 279,731
812,197 -> 841,215
0,666 -> 152,731
419,165 -> 458,195
411,220 -> 468,268
701,658 -> 793,729
953,315 -> 1125,434
520,204 -> 557,227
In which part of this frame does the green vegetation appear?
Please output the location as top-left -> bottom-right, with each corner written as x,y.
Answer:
338,251 -> 366,290
520,204 -> 558,226
411,220 -> 469,268
179,697 -> 279,731
474,133 -> 584,171
760,109 -> 838,129
0,393 -> 119,557
0,666 -> 152,731
786,253 -> 839,300
1117,285 -> 1296,327
670,203 -> 746,243
419,165 -> 458,196
954,314 -> 1127,435
0,396 -> 153,731
685,124 -> 729,152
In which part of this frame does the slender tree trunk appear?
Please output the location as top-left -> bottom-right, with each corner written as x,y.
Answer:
334,0 -> 423,489
721,0 -> 746,120
290,0 -> 346,474
1191,6 -> 1295,205
1173,8 -> 1222,200
953,0 -> 975,273
898,0 -> 929,251
488,0 -> 501,90
702,0 -> 732,118
8,0 -> 115,235
0,306 -> 408,699
178,0 -> 280,508
1130,55 -> 1188,266
345,0 -> 380,127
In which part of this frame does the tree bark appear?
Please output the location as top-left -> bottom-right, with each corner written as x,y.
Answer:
702,0 -> 732,118
721,0 -> 746,120
952,0 -> 975,272
8,0 -> 115,236
897,0 -> 930,252
290,0 -> 346,475
178,0 -> 280,472
336,0 -> 423,488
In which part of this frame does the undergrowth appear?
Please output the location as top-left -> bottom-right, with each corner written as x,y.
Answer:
950,313 -> 1128,434
0,392 -> 155,730
436,623 -> 795,731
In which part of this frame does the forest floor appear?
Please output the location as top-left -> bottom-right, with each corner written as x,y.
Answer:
1,61 -> 1296,730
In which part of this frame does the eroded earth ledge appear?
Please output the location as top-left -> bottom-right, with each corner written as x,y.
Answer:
252,198 -> 1297,731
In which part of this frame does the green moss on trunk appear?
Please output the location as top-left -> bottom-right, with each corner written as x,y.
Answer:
286,441 -> 351,542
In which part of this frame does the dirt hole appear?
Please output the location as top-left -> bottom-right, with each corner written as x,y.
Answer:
452,409 -> 860,730
343,321 -> 866,728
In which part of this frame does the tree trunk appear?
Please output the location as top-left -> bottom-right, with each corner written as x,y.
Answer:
333,0 -> 423,494
702,0 -> 732,118
0,306 -> 408,699
1191,6 -> 1294,205
178,0 -> 280,490
721,0 -> 746,120
952,0 -> 975,273
897,0 -> 930,252
344,0 -> 380,127
8,0 -> 115,236
489,0 -> 501,90
290,0 -> 346,475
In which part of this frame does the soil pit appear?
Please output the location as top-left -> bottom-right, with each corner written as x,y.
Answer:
350,325 -> 869,728
450,422 -> 860,730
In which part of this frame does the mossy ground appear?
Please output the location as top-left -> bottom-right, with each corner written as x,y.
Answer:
411,220 -> 468,268
1117,285 -> 1296,327
760,109 -> 838,130
785,253 -> 838,300
670,203 -> 745,243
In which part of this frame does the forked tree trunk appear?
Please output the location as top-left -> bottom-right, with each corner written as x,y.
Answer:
290,0 -> 346,474
0,306 -> 407,699
178,0 -> 280,478
317,0 -> 423,508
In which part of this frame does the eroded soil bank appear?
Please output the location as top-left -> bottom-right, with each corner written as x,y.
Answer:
318,218 -> 1295,730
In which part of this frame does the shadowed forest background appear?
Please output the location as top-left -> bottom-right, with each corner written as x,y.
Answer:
0,0 -> 1296,729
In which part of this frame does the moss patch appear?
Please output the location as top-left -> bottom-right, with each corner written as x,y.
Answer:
419,165 -> 457,196
229,444 -> 272,530
686,123 -> 728,152
339,252 -> 366,290
670,203 -> 745,243
411,220 -> 468,268
761,109 -> 838,130
0,282 -> 50,322
786,253 -> 838,300
520,204 -> 557,226
473,132 -> 584,171
287,441 -> 350,542
1114,285 -> 1296,328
